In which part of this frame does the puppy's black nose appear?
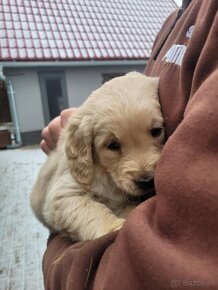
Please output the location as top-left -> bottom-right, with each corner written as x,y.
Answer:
134,177 -> 154,191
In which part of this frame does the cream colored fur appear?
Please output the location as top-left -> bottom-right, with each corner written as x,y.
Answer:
30,72 -> 164,241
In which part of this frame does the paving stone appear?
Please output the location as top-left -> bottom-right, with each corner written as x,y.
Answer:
0,147 -> 48,290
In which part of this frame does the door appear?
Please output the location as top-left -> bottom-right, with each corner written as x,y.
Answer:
39,72 -> 68,124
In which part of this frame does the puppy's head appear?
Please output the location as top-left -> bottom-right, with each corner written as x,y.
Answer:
65,72 -> 164,197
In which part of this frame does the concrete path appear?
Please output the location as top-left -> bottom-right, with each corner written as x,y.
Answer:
0,147 -> 48,290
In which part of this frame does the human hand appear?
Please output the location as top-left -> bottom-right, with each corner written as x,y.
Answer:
40,108 -> 77,155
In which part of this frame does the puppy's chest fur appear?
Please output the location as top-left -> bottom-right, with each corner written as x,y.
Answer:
89,167 -> 130,216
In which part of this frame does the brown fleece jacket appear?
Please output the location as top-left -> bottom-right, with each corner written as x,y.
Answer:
43,1 -> 218,289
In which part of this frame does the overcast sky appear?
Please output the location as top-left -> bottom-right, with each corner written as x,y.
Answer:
174,0 -> 182,6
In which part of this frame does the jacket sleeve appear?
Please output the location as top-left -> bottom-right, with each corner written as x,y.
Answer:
43,70 -> 218,290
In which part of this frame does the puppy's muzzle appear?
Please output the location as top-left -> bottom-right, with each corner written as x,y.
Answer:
134,176 -> 154,191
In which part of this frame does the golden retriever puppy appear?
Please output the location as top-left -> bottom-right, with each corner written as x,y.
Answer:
30,72 -> 164,241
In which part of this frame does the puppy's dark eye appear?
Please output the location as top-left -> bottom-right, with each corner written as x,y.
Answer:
150,127 -> 163,137
106,140 -> 120,151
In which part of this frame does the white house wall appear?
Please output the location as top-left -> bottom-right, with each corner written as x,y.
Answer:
4,64 -> 145,135
65,65 -> 145,107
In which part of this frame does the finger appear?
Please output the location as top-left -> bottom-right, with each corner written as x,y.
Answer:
47,116 -> 62,145
40,140 -> 52,155
60,108 -> 77,127
41,126 -> 56,150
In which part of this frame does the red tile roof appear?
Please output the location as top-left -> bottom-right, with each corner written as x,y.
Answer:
0,0 -> 177,61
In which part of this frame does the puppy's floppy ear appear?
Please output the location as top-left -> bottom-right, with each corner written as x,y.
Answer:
65,113 -> 94,186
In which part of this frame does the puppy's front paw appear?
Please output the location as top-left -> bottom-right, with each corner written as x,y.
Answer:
94,218 -> 125,239
112,218 -> 125,231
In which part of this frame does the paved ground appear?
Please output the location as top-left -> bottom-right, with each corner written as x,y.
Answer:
0,147 -> 48,290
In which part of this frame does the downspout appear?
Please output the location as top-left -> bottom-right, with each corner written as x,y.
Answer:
0,65 -> 22,148
6,79 -> 22,148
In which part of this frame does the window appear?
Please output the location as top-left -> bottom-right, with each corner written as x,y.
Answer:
102,72 -> 125,84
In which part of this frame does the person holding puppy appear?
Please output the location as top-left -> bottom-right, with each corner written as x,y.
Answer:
42,0 -> 218,289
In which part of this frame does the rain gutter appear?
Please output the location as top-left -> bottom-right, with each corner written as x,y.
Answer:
1,60 -> 147,68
